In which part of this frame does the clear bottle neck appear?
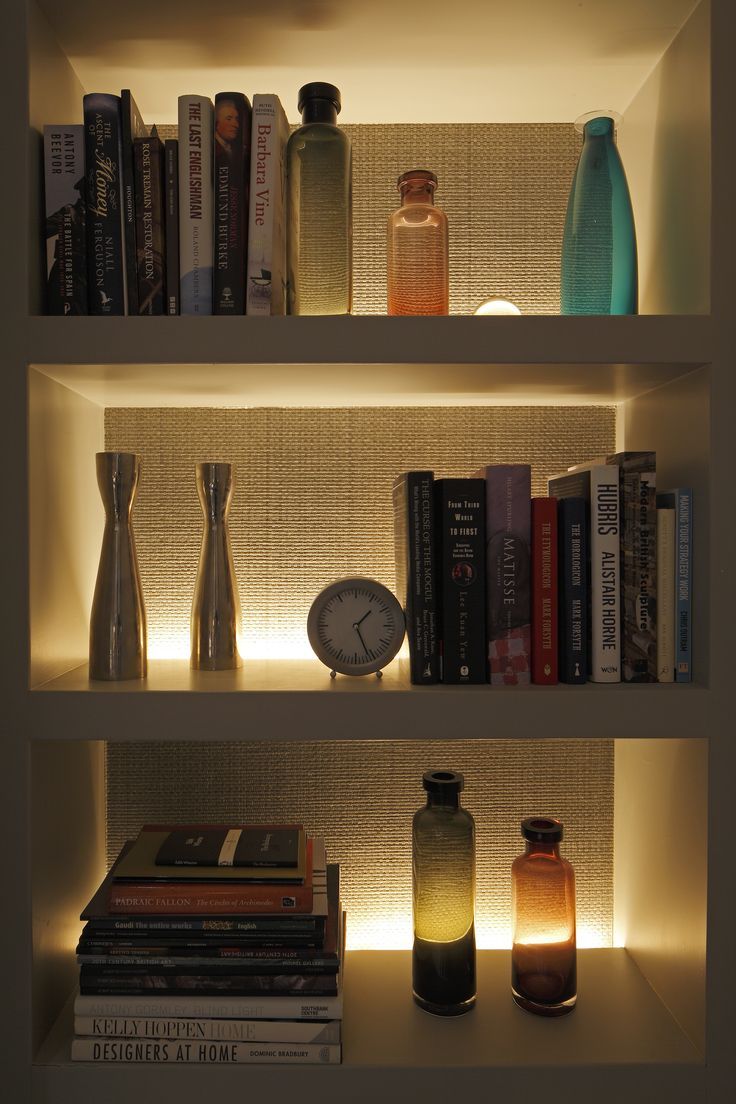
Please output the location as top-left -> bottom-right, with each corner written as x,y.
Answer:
426,791 -> 460,810
300,98 -> 339,125
400,181 -> 437,206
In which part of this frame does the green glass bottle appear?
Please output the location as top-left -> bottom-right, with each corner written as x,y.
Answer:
412,770 -> 476,1016
286,82 -> 352,315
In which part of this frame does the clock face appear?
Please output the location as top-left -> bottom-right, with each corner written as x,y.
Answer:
307,578 -> 406,676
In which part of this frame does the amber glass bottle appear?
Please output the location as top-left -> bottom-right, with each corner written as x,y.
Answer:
387,170 -> 449,315
511,817 -> 576,1016
412,770 -> 476,1016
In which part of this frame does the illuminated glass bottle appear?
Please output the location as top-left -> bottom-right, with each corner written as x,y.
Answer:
561,113 -> 637,314
387,170 -> 449,315
286,82 -> 352,315
511,817 -> 577,1016
412,770 -> 476,1015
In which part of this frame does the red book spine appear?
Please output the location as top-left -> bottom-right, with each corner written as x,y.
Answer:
108,881 -> 314,916
532,497 -> 558,684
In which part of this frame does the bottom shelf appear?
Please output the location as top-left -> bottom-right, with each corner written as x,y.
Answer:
34,950 -> 702,1102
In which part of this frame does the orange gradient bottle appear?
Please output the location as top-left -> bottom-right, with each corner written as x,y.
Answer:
387,170 -> 448,315
511,817 -> 577,1016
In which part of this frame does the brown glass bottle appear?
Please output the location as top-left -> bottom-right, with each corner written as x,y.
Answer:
412,770 -> 476,1016
387,170 -> 448,315
511,817 -> 576,1016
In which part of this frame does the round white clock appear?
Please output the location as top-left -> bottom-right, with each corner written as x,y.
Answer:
307,577 -> 406,677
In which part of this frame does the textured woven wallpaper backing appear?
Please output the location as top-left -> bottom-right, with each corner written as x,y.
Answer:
154,122 -> 580,314
106,739 -> 613,949
105,404 -> 616,948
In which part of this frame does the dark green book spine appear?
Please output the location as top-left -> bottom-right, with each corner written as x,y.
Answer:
435,478 -> 486,684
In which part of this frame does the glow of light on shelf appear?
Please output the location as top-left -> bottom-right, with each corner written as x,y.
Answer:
346,915 -> 606,951
148,632 -> 317,661
473,297 -> 522,316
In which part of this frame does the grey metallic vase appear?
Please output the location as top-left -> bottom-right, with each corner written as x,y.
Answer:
191,462 -> 243,670
89,452 -> 147,681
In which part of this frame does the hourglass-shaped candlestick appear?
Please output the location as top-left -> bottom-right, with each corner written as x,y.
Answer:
191,462 -> 243,671
89,452 -> 147,681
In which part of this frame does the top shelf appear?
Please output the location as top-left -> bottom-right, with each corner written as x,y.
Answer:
33,0 -> 701,124
28,316 -> 711,408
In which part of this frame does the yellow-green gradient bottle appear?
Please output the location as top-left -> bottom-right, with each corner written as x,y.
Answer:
412,770 -> 476,1015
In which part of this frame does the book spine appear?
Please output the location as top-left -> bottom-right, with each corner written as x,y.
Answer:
531,497 -> 558,684
71,1038 -> 341,1064
675,489 -> 693,682
83,94 -> 127,314
43,126 -> 87,314
73,1015 -> 340,1044
214,93 -> 251,313
393,472 -> 439,683
134,138 -> 165,314
78,956 -> 338,972
164,140 -> 180,314
587,470 -> 621,681
108,882 -> 314,914
79,974 -> 339,997
246,95 -> 288,315
120,89 -> 147,315
85,918 -> 322,934
480,465 -> 532,684
558,497 -> 588,683
178,95 -> 214,314
657,506 -> 676,682
610,453 -> 657,681
435,478 -> 486,683
74,991 -> 344,1020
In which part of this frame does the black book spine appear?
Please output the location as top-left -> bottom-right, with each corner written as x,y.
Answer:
558,497 -> 589,683
84,93 -> 126,314
164,139 -> 180,315
43,125 -> 88,314
214,92 -> 252,314
120,90 -> 147,315
392,472 -> 439,684
134,137 -> 166,314
435,478 -> 486,684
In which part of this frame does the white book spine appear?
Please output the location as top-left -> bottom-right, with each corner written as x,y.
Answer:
74,1015 -> 340,1044
657,507 -> 676,682
178,95 -> 214,314
74,990 -> 343,1020
589,466 -> 621,682
71,1038 -> 341,1064
246,95 -> 289,316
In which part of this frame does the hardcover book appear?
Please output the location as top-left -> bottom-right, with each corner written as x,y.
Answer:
214,92 -> 252,314
607,451 -> 657,681
434,478 -> 486,683
71,1038 -> 341,1064
178,95 -> 214,314
74,988 -> 344,1021
656,505 -> 676,682
133,132 -> 166,314
164,139 -> 179,314
73,1015 -> 340,1044
154,825 -> 303,870
558,497 -> 588,683
43,125 -> 87,314
531,497 -> 558,684
657,488 -> 693,682
246,94 -> 289,315
474,464 -> 531,684
120,89 -> 147,315
392,471 -> 440,683
548,463 -> 620,682
83,93 -> 127,314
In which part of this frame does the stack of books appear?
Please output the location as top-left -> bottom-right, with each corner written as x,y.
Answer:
72,824 -> 344,1065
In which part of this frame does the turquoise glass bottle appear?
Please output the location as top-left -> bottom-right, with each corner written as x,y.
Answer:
561,114 -> 638,315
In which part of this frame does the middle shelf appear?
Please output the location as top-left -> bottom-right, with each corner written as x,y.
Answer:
30,660 -> 711,742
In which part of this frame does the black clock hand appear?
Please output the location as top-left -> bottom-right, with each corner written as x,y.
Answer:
354,622 -> 369,654
355,609 -> 372,628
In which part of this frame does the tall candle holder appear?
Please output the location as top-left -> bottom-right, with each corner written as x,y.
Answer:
191,461 -> 243,671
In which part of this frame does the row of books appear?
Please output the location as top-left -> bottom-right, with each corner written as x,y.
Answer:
72,824 -> 344,1065
393,454 -> 693,685
44,89 -> 289,316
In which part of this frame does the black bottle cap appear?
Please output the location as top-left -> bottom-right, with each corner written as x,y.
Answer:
298,83 -> 341,114
398,169 -> 438,190
521,816 -> 564,842
423,770 -> 464,795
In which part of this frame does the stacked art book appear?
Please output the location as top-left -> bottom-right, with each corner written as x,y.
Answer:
73,824 -> 344,1065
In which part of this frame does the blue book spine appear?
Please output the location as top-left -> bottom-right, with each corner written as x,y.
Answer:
83,93 -> 127,314
558,497 -> 588,684
659,489 -> 693,683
